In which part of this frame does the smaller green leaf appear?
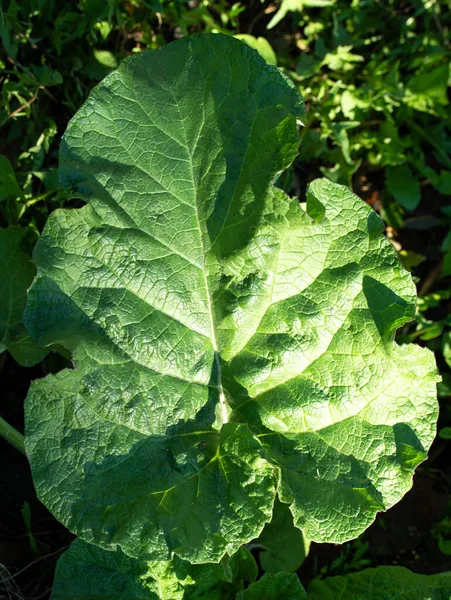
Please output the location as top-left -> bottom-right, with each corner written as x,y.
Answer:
82,49 -> 118,79
238,572 -> 307,600
340,90 -> 358,118
31,65 -> 63,87
235,35 -> 277,66
438,373 -> 451,398
330,122 -> 360,164
438,427 -> 451,440
386,165 -> 421,211
308,566 -> 451,600
0,227 -> 48,366
20,501 -> 39,554
417,289 -> 451,312
0,155 -> 23,201
51,540 -> 159,600
442,332 -> 451,369
438,535 -> 451,556
406,65 -> 449,112
440,229 -> 451,252
442,250 -> 451,278
321,46 -> 364,72
230,547 -> 258,585
253,498 -> 309,573
398,250 -> 425,272
93,49 -> 118,69
435,171 -> 451,195
267,0 -> 335,30
296,53 -> 321,78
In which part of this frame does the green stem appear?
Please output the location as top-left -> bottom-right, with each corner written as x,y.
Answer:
0,415 -> 26,455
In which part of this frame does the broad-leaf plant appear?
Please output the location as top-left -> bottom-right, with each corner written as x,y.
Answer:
19,33 -> 440,598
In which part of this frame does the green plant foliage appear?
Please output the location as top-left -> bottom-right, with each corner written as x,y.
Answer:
51,540 -> 451,600
267,0 -> 336,30
0,0 -> 449,597
23,34 -> 438,575
0,226 -> 47,365
385,165 -> 421,211
287,0 -> 451,206
252,498 -> 309,573
238,572 -> 307,599
51,538 -> 258,600
51,537 -> 310,600
308,565 -> 451,600
234,34 -> 277,65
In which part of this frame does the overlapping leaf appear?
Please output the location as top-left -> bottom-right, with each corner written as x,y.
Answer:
50,538 -> 254,600
0,227 -> 47,366
24,33 -> 438,567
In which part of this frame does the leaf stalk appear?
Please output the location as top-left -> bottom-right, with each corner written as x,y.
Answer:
0,415 -> 26,455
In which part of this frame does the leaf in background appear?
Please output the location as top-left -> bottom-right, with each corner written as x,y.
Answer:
438,427 -> 451,440
253,498 -> 309,573
435,170 -> 451,195
296,53 -> 321,78
330,121 -> 360,164
229,547 -> 258,586
442,331 -> 451,370
235,35 -> 277,65
31,64 -> 63,87
267,0 -> 335,30
82,49 -> 118,80
51,538 -> 255,600
19,121 -> 58,171
0,227 -> 48,366
406,65 -> 449,113
308,565 -> 451,600
442,251 -> 451,278
0,0 -> 19,59
386,165 -> 421,211
438,373 -> 451,398
20,501 -> 39,554
238,572 -> 307,600
321,46 -> 364,72
24,34 -> 438,568
398,249 -> 425,272
0,155 -> 23,201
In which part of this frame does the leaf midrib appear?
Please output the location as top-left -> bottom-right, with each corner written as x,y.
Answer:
167,83 -> 228,425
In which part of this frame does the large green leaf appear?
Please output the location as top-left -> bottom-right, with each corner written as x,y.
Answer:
308,565 -> 451,600
24,33 -> 438,567
0,227 -> 47,366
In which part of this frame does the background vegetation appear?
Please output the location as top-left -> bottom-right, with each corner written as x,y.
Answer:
1,0 -> 450,597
